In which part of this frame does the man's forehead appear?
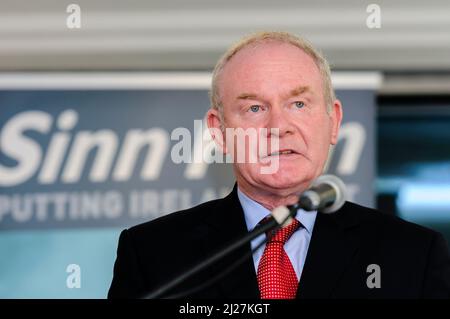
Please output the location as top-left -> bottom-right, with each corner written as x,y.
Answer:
218,41 -> 323,101
221,43 -> 320,82
227,40 -> 316,69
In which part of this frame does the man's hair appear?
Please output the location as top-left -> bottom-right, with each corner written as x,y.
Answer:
210,31 -> 335,122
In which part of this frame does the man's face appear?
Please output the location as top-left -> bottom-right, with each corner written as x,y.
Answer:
208,41 -> 342,197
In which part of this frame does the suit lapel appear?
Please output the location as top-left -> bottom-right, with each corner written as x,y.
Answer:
297,203 -> 361,298
202,185 -> 260,298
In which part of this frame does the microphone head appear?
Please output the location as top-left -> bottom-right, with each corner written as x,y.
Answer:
311,174 -> 347,213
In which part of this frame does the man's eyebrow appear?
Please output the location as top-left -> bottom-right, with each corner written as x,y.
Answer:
288,85 -> 311,97
236,93 -> 259,100
236,86 -> 311,100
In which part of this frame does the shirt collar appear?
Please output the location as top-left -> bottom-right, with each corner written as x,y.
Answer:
237,187 -> 317,233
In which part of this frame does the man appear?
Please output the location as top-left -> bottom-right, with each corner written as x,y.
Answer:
108,31 -> 450,298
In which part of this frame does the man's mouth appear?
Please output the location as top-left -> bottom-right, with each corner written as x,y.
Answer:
268,149 -> 297,156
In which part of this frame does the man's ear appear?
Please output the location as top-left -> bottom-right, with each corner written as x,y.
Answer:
330,99 -> 343,145
206,108 -> 227,154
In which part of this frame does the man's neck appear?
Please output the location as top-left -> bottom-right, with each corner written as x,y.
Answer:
237,182 -> 304,211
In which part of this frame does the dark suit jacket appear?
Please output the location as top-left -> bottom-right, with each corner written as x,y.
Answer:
108,186 -> 450,298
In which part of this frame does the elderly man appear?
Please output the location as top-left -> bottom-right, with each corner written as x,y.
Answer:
108,31 -> 450,299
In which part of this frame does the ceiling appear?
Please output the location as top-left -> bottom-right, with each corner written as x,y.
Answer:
0,0 -> 449,72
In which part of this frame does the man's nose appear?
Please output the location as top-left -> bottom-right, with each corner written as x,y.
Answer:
266,105 -> 295,137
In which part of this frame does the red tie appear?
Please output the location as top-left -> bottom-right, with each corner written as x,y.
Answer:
257,219 -> 300,299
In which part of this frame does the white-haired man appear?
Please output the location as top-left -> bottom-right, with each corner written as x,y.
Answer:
109,32 -> 450,299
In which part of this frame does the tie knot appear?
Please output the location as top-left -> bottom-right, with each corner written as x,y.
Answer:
265,219 -> 300,244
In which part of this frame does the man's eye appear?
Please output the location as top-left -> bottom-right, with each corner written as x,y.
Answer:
249,105 -> 261,113
294,101 -> 305,109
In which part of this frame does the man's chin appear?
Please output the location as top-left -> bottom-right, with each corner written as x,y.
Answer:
258,176 -> 311,195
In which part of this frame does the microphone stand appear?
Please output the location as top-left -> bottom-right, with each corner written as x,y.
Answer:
143,204 -> 299,299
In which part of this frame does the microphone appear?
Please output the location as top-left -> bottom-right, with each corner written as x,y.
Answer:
268,175 -> 346,225
297,174 -> 346,213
